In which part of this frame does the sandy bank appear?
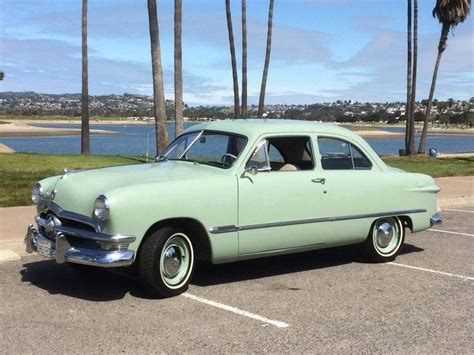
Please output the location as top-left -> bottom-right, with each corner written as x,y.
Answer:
0,143 -> 15,153
0,122 -> 118,137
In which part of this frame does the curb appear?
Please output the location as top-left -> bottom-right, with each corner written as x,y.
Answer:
438,197 -> 474,209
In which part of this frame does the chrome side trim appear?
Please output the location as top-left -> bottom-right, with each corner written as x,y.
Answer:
209,225 -> 239,234
209,209 -> 427,234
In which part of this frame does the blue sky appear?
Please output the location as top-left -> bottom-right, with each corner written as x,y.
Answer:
0,0 -> 472,105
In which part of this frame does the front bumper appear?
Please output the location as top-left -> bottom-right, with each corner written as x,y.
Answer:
25,223 -> 136,268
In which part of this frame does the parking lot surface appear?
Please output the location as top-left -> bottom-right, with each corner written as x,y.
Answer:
1,207 -> 473,353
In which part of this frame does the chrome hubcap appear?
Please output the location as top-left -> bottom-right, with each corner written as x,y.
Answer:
372,217 -> 403,256
159,233 -> 193,289
163,245 -> 182,278
376,222 -> 394,248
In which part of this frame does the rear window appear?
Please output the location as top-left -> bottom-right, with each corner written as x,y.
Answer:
318,137 -> 372,170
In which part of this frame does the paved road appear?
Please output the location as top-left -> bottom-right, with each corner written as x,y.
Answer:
1,207 -> 473,353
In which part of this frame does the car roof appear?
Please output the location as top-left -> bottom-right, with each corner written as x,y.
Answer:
186,119 -> 356,140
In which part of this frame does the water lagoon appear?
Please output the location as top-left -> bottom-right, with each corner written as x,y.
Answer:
1,122 -> 473,156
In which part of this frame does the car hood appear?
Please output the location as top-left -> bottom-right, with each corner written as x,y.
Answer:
50,161 -> 222,216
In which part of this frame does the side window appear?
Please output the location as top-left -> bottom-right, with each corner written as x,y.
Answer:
246,140 -> 270,171
318,138 -> 352,170
266,136 -> 314,171
351,145 -> 372,169
268,144 -> 284,163
318,137 -> 372,170
246,136 -> 315,172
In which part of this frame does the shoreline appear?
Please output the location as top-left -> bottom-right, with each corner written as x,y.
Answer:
0,122 -> 117,137
0,119 -> 473,139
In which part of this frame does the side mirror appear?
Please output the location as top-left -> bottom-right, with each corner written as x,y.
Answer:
246,166 -> 258,176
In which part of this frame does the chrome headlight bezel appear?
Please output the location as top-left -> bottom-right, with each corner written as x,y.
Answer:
32,182 -> 43,205
93,195 -> 110,222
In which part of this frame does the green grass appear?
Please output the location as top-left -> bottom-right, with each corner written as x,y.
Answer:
0,153 -> 472,207
382,156 -> 474,178
0,153 -> 146,207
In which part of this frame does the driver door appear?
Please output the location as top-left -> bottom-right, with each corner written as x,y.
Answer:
237,135 -> 326,255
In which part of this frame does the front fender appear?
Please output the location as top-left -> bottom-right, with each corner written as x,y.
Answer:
102,176 -> 239,263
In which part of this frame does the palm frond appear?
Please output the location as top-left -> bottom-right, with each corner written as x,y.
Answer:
433,0 -> 471,28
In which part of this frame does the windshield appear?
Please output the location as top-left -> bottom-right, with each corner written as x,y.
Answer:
158,130 -> 247,169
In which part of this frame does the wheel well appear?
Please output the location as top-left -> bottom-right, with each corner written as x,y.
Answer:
138,218 -> 212,262
398,216 -> 413,232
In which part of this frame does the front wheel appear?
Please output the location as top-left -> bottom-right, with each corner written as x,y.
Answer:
139,227 -> 195,298
363,217 -> 404,262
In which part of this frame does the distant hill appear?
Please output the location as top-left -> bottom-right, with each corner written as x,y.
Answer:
1,91 -> 472,124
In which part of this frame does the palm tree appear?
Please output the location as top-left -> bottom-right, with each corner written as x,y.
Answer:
409,0 -> 418,155
241,0 -> 247,118
405,0 -> 413,155
405,0 -> 418,155
81,0 -> 90,155
174,0 -> 184,137
258,0 -> 274,118
418,0 -> 471,153
225,0 -> 240,119
147,0 -> 169,154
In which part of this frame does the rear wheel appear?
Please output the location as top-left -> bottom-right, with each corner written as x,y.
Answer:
139,227 -> 194,298
363,217 -> 404,262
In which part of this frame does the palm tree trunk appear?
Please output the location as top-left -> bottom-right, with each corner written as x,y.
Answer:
81,0 -> 90,155
408,0 -> 417,155
147,0 -> 169,154
418,23 -> 449,154
225,0 -> 240,119
258,0 -> 274,119
241,0 -> 247,118
405,0 -> 412,155
174,0 -> 184,137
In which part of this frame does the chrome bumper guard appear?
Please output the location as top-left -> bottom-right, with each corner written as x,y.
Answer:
430,213 -> 442,226
25,219 -> 136,267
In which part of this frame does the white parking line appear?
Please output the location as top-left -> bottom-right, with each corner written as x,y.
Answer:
388,262 -> 473,281
428,229 -> 474,237
182,292 -> 289,328
444,208 -> 474,214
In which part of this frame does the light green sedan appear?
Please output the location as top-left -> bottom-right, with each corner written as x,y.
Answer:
25,119 -> 441,297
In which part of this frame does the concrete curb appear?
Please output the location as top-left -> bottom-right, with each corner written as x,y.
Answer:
438,197 -> 474,209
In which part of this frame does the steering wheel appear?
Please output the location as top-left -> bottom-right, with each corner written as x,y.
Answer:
221,153 -> 238,166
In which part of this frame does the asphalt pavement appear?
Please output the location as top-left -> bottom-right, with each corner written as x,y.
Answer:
0,206 -> 473,353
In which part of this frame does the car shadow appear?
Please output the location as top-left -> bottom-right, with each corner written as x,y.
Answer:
191,243 -> 424,287
20,243 -> 424,300
20,260 -> 142,301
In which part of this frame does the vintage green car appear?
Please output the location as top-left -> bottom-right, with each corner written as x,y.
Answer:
25,119 -> 441,297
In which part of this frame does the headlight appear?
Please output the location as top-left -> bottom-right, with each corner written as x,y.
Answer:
32,182 -> 43,205
93,195 -> 110,221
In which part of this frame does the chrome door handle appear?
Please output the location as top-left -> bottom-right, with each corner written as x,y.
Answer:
311,178 -> 326,184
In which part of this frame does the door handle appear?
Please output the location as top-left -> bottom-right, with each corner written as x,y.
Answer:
311,178 -> 326,184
